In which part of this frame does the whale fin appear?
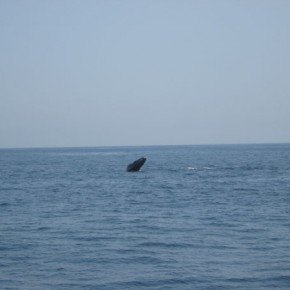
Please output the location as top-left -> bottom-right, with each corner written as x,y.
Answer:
126,157 -> 146,172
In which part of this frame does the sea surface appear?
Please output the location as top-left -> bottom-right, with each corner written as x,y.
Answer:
1,144 -> 290,290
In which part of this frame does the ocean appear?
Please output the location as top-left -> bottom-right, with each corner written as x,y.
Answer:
0,144 -> 290,290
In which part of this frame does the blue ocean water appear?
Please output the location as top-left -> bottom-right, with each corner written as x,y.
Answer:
0,144 -> 290,290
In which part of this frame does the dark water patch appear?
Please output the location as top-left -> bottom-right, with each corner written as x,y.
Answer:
118,256 -> 164,265
135,241 -> 194,249
72,235 -> 117,243
35,226 -> 51,231
262,275 -> 290,288
98,276 -> 216,290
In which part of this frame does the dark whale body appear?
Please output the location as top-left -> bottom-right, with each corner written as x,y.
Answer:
127,157 -> 146,172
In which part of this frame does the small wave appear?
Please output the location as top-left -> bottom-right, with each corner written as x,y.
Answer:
136,241 -> 193,249
100,276 -> 201,289
36,226 -> 51,231
266,275 -> 290,282
0,202 -> 9,206
118,256 -> 163,264
241,165 -> 263,170
226,277 -> 260,283
187,167 -> 196,170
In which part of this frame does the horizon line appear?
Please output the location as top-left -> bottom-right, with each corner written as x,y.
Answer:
0,142 -> 289,150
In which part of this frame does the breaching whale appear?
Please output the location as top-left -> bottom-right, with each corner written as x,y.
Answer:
126,157 -> 146,172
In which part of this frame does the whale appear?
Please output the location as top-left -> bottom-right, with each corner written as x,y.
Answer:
126,157 -> 146,172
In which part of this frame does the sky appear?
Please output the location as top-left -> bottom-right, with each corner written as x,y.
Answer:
1,0 -> 290,148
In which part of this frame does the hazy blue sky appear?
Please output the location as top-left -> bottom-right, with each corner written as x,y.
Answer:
1,0 -> 290,148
